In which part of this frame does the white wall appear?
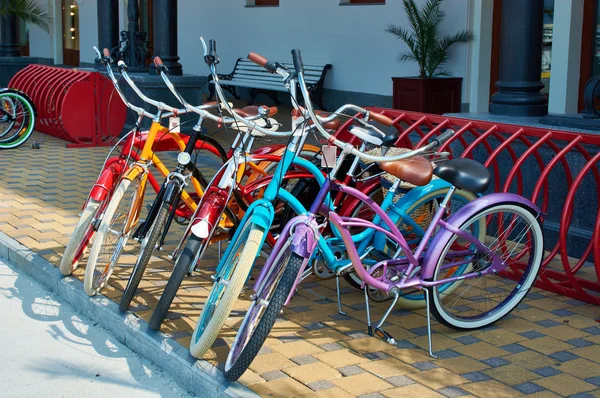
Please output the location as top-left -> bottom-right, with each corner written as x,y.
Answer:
28,0 -> 98,63
28,0 -> 57,60
178,0 -> 470,97
27,0 -> 471,99
78,0 -> 99,63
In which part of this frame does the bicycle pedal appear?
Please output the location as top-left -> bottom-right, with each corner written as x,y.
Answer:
374,327 -> 396,346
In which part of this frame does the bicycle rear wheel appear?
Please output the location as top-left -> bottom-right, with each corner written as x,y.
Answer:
84,177 -> 142,296
427,202 -> 544,330
189,221 -> 264,359
225,240 -> 299,381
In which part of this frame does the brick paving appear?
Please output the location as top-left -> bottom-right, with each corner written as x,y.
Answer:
1,129 -> 599,397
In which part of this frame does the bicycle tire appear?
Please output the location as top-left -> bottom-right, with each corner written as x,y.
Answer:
225,251 -> 302,381
189,222 -> 264,358
119,202 -> 170,312
148,234 -> 207,330
59,198 -> 102,276
0,95 -> 17,139
427,202 -> 544,330
84,177 -> 141,296
0,91 -> 36,149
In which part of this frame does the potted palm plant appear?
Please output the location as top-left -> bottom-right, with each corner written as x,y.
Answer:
386,0 -> 473,114
0,0 -> 51,31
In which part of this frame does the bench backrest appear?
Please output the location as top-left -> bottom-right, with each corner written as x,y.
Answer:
232,59 -> 331,86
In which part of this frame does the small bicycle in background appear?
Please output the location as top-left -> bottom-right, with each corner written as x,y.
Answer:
0,88 -> 36,150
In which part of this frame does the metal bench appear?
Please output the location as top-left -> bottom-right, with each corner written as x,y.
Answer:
207,58 -> 332,110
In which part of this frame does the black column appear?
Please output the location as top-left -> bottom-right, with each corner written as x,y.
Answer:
490,0 -> 548,116
151,0 -> 182,75
97,0 -> 119,56
0,14 -> 21,57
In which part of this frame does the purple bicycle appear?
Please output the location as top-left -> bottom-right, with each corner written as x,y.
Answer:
223,49 -> 545,381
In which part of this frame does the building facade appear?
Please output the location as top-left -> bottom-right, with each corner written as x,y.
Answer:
3,0 -> 598,118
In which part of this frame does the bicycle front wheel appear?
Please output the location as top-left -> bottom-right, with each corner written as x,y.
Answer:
428,202 -> 544,330
225,240 -> 299,381
84,177 -> 142,296
189,221 -> 265,359
60,198 -> 103,276
148,234 -> 209,330
119,202 -> 170,312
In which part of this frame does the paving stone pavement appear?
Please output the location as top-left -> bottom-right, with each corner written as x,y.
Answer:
1,127 -> 599,397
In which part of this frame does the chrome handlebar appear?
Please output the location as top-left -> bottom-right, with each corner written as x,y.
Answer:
293,51 -> 454,163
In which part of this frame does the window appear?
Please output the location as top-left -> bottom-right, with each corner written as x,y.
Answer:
249,0 -> 279,6
341,0 -> 385,4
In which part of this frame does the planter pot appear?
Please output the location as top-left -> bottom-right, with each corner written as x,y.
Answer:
392,77 -> 462,114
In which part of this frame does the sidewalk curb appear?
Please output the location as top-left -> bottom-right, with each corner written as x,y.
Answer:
0,231 -> 257,398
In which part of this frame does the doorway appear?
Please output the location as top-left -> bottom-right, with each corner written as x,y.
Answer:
62,0 -> 79,66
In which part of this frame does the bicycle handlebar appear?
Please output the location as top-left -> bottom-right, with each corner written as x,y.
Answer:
289,48 -> 454,163
367,111 -> 394,127
94,46 -> 195,120
199,37 -> 295,137
116,60 -> 179,114
153,60 -> 263,126
202,38 -> 406,142
93,46 -> 154,118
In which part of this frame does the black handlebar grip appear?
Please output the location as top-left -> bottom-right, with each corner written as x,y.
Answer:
291,49 -> 304,73
209,39 -> 217,56
433,130 -> 455,146
264,61 -> 278,74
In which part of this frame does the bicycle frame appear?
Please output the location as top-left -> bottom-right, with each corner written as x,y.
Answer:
252,171 -> 455,303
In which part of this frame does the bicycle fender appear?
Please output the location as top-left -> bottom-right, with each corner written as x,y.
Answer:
190,191 -> 227,239
290,219 -> 320,259
420,193 -> 542,280
89,158 -> 126,203
247,200 -> 275,231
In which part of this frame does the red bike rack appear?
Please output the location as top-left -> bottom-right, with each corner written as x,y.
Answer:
363,107 -> 600,306
8,65 -> 126,148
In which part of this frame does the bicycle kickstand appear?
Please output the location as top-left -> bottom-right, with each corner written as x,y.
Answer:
335,276 -> 347,315
424,288 -> 438,359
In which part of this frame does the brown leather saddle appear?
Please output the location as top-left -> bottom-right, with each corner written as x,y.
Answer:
379,156 -> 434,187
